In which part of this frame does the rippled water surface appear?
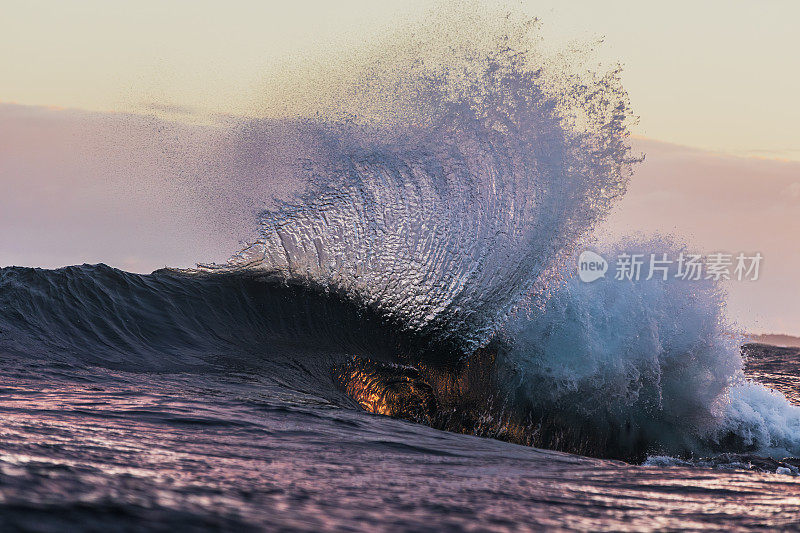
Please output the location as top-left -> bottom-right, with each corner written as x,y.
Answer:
1,360 -> 799,532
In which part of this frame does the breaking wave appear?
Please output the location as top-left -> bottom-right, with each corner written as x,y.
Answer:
497,240 -> 800,459
2,13 -> 798,463
198,17 -> 637,355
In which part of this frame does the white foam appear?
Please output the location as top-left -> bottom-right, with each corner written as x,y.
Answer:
717,381 -> 800,457
499,239 -> 800,457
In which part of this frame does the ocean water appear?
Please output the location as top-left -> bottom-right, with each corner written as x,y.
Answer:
0,266 -> 798,532
2,17 -> 800,531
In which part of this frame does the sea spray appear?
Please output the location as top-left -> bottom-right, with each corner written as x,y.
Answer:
192,14 -> 800,460
199,16 -> 639,355
495,238 -> 800,459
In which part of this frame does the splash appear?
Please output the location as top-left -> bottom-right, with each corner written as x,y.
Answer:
494,238 -> 800,459
188,13 -> 800,460
199,16 -> 639,355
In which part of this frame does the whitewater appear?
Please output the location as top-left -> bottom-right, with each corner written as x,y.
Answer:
1,15 -> 799,531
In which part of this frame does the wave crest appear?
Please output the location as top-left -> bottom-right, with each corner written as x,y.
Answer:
199,18 -> 639,354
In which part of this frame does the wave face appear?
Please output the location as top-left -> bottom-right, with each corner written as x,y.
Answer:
0,265 -> 403,379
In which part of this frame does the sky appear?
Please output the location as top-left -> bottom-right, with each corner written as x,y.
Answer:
1,1 -> 798,334
2,0 -> 799,159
